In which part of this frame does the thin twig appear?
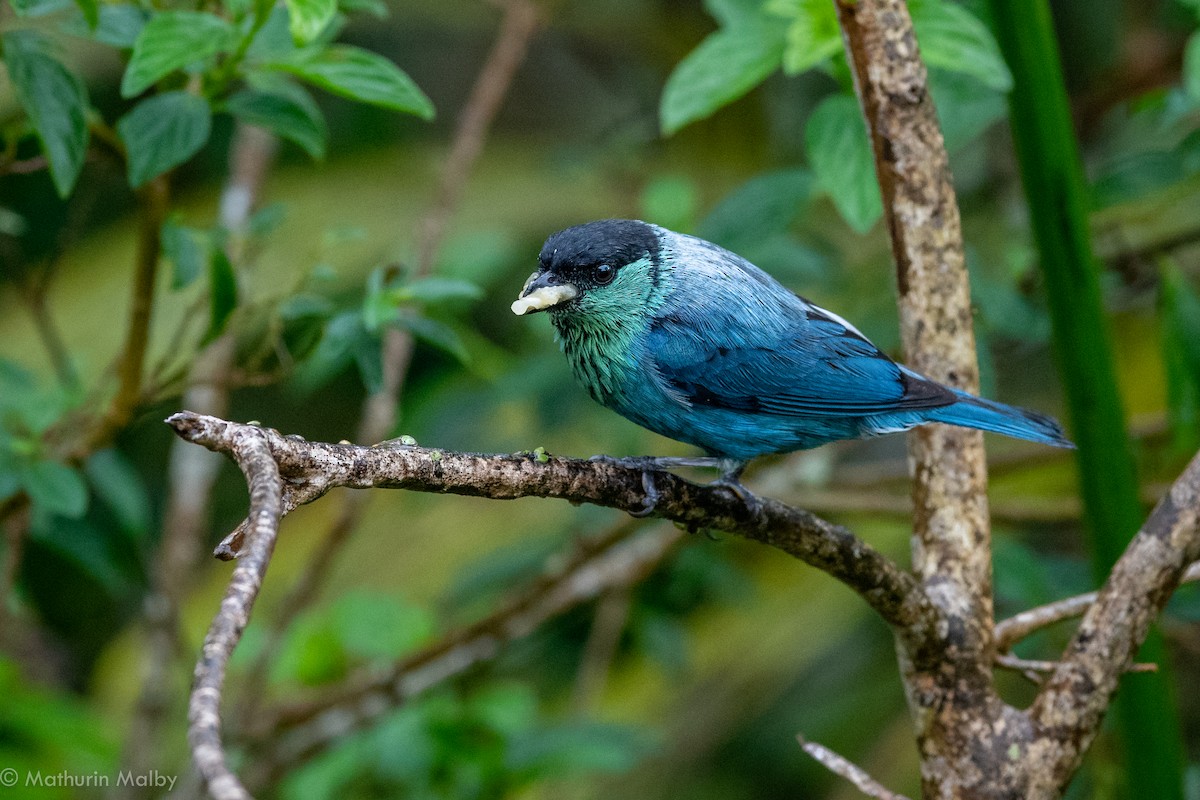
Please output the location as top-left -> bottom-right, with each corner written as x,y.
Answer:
995,561 -> 1200,653
796,734 -> 912,800
414,0 -> 540,272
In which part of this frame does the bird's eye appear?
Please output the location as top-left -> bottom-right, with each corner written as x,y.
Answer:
593,264 -> 615,285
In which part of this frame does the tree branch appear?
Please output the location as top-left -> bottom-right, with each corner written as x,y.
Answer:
168,412 -> 936,637
836,0 -> 992,658
834,1 -> 1023,796
1028,449 -> 1200,790
187,425 -> 284,800
124,123 -> 277,799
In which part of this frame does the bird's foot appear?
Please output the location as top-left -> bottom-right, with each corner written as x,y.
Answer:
710,462 -> 763,519
589,455 -> 662,517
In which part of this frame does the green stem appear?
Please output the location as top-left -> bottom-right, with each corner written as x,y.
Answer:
989,1 -> 1185,797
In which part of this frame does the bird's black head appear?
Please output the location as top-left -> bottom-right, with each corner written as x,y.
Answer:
511,220 -> 662,316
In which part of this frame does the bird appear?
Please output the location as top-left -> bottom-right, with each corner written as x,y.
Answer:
511,219 -> 1072,512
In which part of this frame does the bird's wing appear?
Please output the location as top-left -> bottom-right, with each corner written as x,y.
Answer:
647,302 -> 956,417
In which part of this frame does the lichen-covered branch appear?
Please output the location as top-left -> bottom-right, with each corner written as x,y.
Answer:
168,412 -> 935,637
834,0 -> 1002,795
836,0 -> 991,651
1028,449 -> 1200,792
125,122 -> 277,799
187,426 -> 283,800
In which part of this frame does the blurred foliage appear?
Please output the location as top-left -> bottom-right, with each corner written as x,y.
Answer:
0,0 -> 1198,797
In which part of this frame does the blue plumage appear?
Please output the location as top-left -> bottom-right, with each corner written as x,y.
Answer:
513,219 -> 1072,481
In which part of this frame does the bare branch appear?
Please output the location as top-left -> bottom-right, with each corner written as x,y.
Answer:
995,561 -> 1200,653
187,426 -> 284,800
796,734 -> 912,800
168,412 -> 936,637
1029,449 -> 1200,788
836,0 -> 992,657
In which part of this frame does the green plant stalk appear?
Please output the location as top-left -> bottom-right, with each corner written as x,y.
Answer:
988,1 -> 1185,797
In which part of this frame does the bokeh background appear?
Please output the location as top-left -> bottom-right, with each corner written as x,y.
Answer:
1,0 -> 1199,797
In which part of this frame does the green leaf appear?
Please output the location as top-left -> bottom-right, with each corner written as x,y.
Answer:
394,314 -> 469,363
2,31 -> 90,198
659,20 -> 785,135
909,0 -> 1012,92
20,459 -> 88,518
121,11 -> 235,98
246,6 -> 298,61
161,216 -> 208,288
805,93 -> 881,232
279,292 -> 334,320
1185,32 -> 1200,104
285,0 -> 336,44
226,84 -> 327,159
265,45 -> 434,117
292,311 -> 363,392
117,91 -> 212,187
331,593 -> 433,659
84,450 -> 149,539
769,0 -> 842,75
205,249 -> 238,343
698,168 -> 814,250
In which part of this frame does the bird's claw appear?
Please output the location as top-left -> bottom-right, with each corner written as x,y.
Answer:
629,469 -> 660,517
589,455 -> 660,517
711,474 -> 763,520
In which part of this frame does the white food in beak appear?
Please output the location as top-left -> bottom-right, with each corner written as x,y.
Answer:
511,284 -> 578,315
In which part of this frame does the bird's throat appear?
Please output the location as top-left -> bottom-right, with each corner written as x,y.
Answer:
551,312 -> 642,405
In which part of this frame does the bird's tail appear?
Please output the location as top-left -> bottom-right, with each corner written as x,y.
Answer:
927,390 -> 1075,448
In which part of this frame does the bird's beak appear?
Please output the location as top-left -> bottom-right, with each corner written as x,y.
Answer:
511,271 -> 578,315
